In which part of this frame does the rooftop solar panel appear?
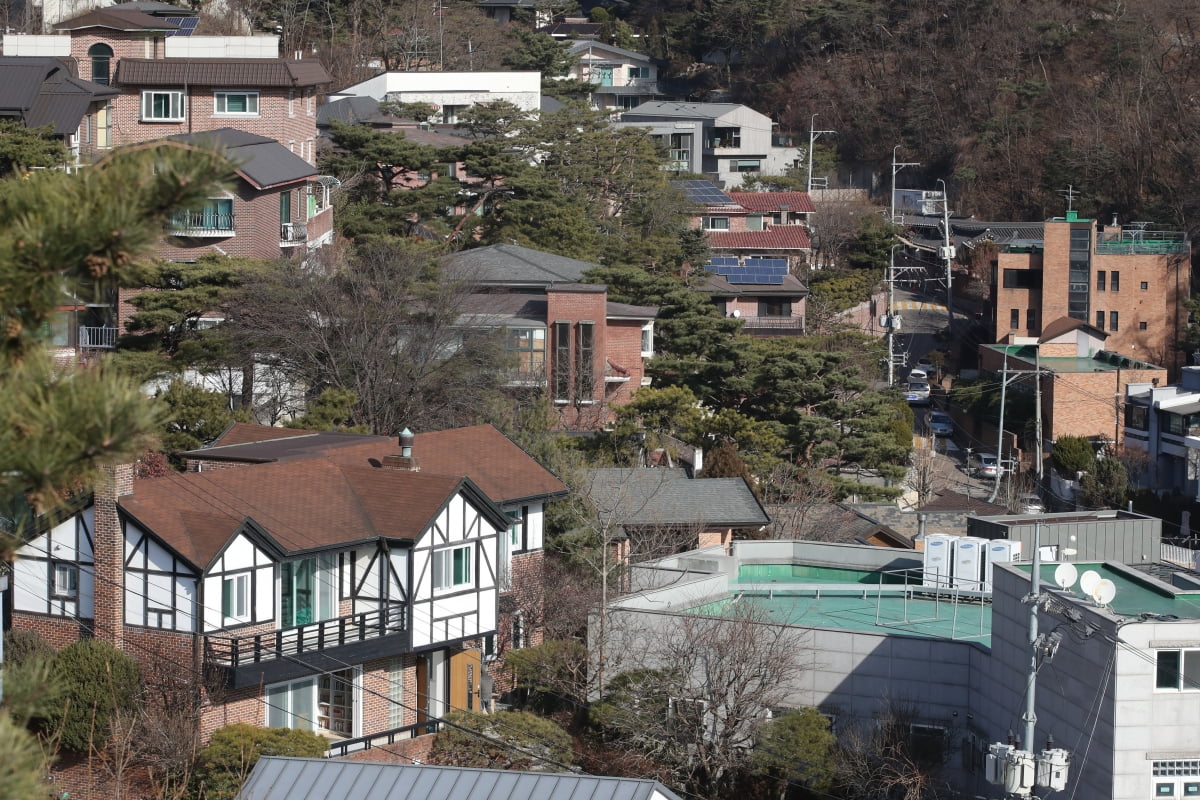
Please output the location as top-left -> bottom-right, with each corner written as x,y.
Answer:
745,258 -> 787,267
728,275 -> 785,285
163,16 -> 198,35
672,179 -> 733,205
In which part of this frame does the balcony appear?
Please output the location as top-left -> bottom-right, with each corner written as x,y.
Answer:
280,222 -> 308,245
325,721 -> 439,758
740,316 -> 806,335
170,211 -> 235,237
1095,229 -> 1189,255
78,326 -> 118,349
500,367 -> 547,387
594,80 -> 659,94
205,603 -> 407,688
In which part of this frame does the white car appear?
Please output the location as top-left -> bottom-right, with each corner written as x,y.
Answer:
908,368 -> 928,382
906,381 -> 931,405
1018,493 -> 1045,514
915,356 -> 936,374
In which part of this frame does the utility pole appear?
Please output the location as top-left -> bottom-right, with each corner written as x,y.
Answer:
886,245 -> 902,385
989,352 -> 1009,504
937,178 -> 955,330
807,115 -> 835,195
891,146 -> 919,225
1034,346 -> 1044,485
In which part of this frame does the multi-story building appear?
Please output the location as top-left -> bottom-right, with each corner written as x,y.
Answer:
0,55 -> 117,163
565,40 -> 661,112
616,101 -> 801,188
1123,366 -> 1200,498
9,423 -> 566,786
990,211 -> 1190,374
328,71 -> 541,124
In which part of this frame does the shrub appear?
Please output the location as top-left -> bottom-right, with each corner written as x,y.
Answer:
3,628 -> 54,667
428,710 -> 572,771
1051,435 -> 1096,476
42,639 -> 140,752
191,723 -> 328,800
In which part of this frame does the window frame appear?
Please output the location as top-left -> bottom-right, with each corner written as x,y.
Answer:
52,561 -> 79,598
641,322 -> 654,358
221,572 -> 251,625
702,216 -> 730,231
141,89 -> 185,122
575,321 -> 595,403
214,90 -> 260,116
1111,270 -> 1120,292
1155,648 -> 1200,691
432,543 -> 473,592
1010,308 -> 1020,329
1110,310 -> 1119,331
1096,270 -> 1106,291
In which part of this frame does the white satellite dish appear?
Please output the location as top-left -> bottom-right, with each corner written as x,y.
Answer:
1093,578 -> 1117,607
1079,570 -> 1102,597
1054,562 -> 1079,590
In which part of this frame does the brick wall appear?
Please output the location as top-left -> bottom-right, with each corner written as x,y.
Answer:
93,463 -> 132,649
545,285 -> 610,430
604,318 -> 647,412
153,180 -> 308,261
1044,366 -> 1168,442
10,612 -> 93,649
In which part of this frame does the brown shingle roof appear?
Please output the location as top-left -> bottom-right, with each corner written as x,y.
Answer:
213,421 -> 317,446
117,58 -> 332,88
706,226 -> 811,251
55,7 -> 178,30
728,191 -> 816,214
192,424 -> 568,505
1038,315 -> 1106,343
121,460 -> 472,567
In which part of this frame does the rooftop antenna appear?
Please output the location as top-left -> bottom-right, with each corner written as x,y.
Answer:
1058,185 -> 1080,213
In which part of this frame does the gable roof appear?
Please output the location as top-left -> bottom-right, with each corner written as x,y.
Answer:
120,460 -> 497,568
706,226 -> 811,251
701,272 -> 807,297
621,101 -> 745,120
55,6 -> 179,30
566,40 -> 651,63
0,57 -> 118,135
583,468 -> 769,528
117,58 -> 331,88
1039,315 -> 1107,343
169,128 -> 316,188
728,191 -> 815,214
442,243 -> 599,287
195,424 -> 568,506
236,757 -> 684,800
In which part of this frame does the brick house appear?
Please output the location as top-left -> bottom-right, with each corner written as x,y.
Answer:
0,56 -> 118,164
8,423 -> 567,782
978,317 -> 1167,449
991,211 -> 1190,376
446,244 -> 658,430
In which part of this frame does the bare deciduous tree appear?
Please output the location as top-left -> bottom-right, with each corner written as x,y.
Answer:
905,446 -> 955,509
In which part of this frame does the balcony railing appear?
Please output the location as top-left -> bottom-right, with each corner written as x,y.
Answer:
204,603 -> 406,669
500,367 -> 547,387
324,721 -> 439,758
280,222 -> 308,244
1095,230 -> 1189,255
170,212 -> 235,237
78,326 -> 119,349
740,316 -> 806,332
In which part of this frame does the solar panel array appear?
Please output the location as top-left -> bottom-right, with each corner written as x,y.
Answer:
163,16 -> 199,36
672,180 -> 733,205
708,257 -> 789,285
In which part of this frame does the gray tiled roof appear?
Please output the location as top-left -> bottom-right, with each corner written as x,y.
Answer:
55,6 -> 178,30
0,57 -> 117,135
584,468 -> 769,528
236,757 -> 684,800
442,244 -> 600,287
169,128 -> 316,188
117,58 -> 332,88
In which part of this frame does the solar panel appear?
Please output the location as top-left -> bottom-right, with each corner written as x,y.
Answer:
745,258 -> 787,268
163,16 -> 199,36
727,275 -> 785,285
672,179 -> 733,205
709,256 -> 739,265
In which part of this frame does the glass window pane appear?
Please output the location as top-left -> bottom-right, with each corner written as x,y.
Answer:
267,685 -> 289,727
1183,651 -> 1200,690
1158,650 -> 1182,689
291,679 -> 314,729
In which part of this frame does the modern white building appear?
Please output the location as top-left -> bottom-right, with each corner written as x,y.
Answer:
329,71 -> 541,124
1124,366 -> 1200,498
564,40 -> 660,112
615,101 -> 801,188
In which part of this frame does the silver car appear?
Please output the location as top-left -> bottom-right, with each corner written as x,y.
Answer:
906,381 -> 931,405
928,411 -> 953,436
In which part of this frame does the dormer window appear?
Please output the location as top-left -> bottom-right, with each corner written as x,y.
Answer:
89,44 -> 113,86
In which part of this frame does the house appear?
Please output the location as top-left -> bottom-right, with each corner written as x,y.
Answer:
475,0 -> 551,26
616,101 -> 801,187
606,518 -> 1196,800
986,211 -> 1190,374
0,56 -> 118,164
444,244 -> 658,430
1123,366 -> 1200,498
236,757 -> 685,800
328,72 -> 541,124
565,40 -> 660,112
978,320 -> 1167,448
581,467 -> 769,558
9,424 -> 567,769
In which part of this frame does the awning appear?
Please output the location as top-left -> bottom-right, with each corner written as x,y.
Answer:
313,175 -> 341,187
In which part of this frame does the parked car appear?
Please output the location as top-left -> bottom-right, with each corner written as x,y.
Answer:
908,367 -> 928,382
915,356 -> 936,375
971,453 -> 1000,478
906,381 -> 931,405
1018,493 -> 1045,514
928,411 -> 954,436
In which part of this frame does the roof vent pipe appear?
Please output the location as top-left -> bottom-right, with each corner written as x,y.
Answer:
399,428 -> 414,458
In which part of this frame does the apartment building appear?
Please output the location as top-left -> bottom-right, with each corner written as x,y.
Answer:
1123,366 -> 1200,498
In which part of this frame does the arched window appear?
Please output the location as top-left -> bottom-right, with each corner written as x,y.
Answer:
88,43 -> 113,86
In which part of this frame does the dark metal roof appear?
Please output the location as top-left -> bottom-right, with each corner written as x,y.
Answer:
442,244 -> 600,287
584,468 -> 770,528
0,57 -> 117,135
316,95 -> 380,127
901,215 -> 1046,251
117,58 -> 332,88
236,757 -> 684,800
701,272 -> 807,297
55,6 -> 179,30
111,0 -> 197,16
169,128 -> 316,188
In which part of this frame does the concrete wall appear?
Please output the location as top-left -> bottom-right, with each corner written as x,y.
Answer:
967,512 -> 1161,562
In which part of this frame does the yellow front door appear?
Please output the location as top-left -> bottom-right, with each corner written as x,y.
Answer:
449,648 -> 482,713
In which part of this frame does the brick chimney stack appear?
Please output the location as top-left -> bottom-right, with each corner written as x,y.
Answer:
92,463 -> 132,648
381,428 -> 420,471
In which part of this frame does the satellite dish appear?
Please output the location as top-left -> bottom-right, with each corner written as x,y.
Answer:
1093,579 -> 1117,606
1079,570 -> 1101,597
1054,563 -> 1079,590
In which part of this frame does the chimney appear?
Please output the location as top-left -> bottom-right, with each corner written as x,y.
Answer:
381,428 -> 420,471
92,464 -> 133,649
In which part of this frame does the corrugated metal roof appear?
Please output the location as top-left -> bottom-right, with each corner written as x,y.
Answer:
117,58 -> 331,87
169,128 -> 316,188
235,757 -> 683,800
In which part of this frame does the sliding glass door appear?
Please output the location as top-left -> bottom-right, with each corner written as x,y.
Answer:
280,553 -> 336,628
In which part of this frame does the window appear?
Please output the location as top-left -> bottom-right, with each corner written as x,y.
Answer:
575,322 -> 595,402
221,573 -> 249,624
506,509 -> 524,551
747,214 -> 764,231
1140,321 -> 1148,330
552,321 -> 571,403
507,328 -> 546,376
267,668 -> 357,735
619,95 -> 641,111
1111,270 -> 1120,291
306,89 -> 314,114
1125,404 -> 1149,431
1010,308 -> 1020,329
1096,270 -> 1106,291
628,66 -> 649,79
432,544 -> 472,591
1096,310 -> 1105,330
1156,649 -> 1200,690
758,299 -> 792,317
388,659 -> 405,729
702,217 -> 729,231
88,43 -> 112,86
641,322 -> 654,357
1027,308 -> 1038,331
1142,281 -> 1150,290
280,554 -> 336,628
442,104 -> 465,124
52,562 -> 79,598
1157,783 -> 1174,797
141,90 -> 185,122
733,160 -> 761,172
215,91 -> 259,115
174,198 -> 234,231
510,612 -> 526,650
709,126 -> 741,148
1110,310 -> 1119,331
288,89 -> 295,117
909,724 -> 947,766
1002,269 -> 1041,289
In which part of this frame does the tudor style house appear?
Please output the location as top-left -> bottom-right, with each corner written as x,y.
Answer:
9,423 -> 566,752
